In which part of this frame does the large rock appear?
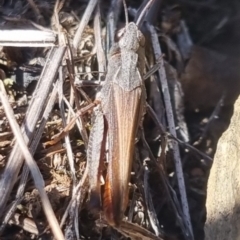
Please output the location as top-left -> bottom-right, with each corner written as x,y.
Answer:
205,95 -> 240,239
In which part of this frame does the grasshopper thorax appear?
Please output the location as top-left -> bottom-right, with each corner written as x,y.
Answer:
118,22 -> 145,51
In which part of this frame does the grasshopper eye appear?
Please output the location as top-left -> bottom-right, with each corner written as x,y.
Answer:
137,31 -> 145,47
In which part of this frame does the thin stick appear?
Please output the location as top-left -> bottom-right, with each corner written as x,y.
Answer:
0,81 -> 64,240
136,0 -> 155,26
194,95 -> 224,147
146,23 -> 194,239
73,0 -> 98,50
146,103 -> 213,162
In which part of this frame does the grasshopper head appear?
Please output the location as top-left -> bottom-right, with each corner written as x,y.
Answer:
118,22 -> 145,51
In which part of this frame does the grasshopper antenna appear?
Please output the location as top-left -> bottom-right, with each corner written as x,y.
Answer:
123,0 -> 129,26
136,0 -> 155,27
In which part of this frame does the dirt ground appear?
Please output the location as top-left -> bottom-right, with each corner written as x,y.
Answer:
0,0 -> 239,239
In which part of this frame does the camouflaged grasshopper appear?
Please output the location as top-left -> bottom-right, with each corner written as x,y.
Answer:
87,1 -> 154,226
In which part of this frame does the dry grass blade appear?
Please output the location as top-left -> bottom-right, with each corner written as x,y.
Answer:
118,221 -> 164,240
0,30 -> 56,47
58,66 -> 76,185
136,0 -> 155,26
73,0 -> 98,50
65,45 -> 89,146
60,168 -> 89,228
44,102 -> 97,147
94,2 -> 106,76
106,0 -> 123,50
9,213 -> 39,235
140,126 -> 189,237
0,47 -> 66,218
0,81 -> 64,240
26,0 -> 44,24
143,165 -> 161,236
0,82 -> 59,234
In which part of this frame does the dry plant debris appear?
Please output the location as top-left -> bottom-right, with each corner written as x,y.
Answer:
0,0 -> 239,239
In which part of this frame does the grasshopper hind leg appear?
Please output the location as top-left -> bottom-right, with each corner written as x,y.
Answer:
87,106 -> 106,210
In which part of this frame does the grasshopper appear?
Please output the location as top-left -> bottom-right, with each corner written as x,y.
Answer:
87,1 -> 154,226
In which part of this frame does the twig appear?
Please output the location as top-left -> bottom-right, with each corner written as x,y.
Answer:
0,81 -> 64,240
140,128 -> 189,238
193,95 -> 225,147
141,129 -> 191,238
171,135 -> 213,162
146,104 -> 212,162
146,23 -> 194,239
